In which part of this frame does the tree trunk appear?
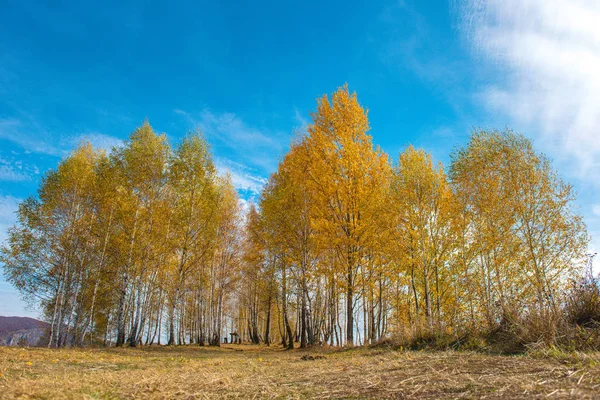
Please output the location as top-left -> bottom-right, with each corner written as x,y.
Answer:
346,266 -> 354,346
115,271 -> 128,347
264,290 -> 272,346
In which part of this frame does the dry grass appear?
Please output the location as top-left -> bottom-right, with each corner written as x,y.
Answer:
1,344 -> 600,399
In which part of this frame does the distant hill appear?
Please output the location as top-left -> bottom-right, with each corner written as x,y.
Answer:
0,316 -> 49,346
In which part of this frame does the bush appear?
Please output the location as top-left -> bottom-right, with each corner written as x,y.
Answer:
386,277 -> 600,355
566,278 -> 600,329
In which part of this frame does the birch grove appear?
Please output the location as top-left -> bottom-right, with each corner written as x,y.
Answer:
1,87 -> 588,347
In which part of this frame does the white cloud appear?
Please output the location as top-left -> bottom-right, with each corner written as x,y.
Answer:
0,165 -> 29,182
294,108 -> 309,134
174,108 -> 289,200
0,118 -> 62,156
0,156 -> 41,182
593,204 -> 600,217
237,198 -> 253,216
198,110 -> 283,169
72,132 -> 123,153
459,0 -> 600,180
0,117 -> 123,158
215,158 -> 268,197
175,108 -> 288,173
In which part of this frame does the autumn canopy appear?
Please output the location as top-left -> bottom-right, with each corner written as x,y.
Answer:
1,86 -> 588,348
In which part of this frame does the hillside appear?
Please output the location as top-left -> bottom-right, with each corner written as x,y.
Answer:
0,316 -> 48,347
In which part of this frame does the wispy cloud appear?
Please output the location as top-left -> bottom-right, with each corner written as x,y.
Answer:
71,132 -> 123,153
175,108 -> 287,172
294,108 -> 309,134
214,157 -> 268,198
174,108 -> 290,200
380,1 -> 469,88
237,197 -> 254,216
0,117 -> 123,157
0,118 -> 61,156
0,156 -> 38,182
0,165 -> 28,182
458,0 -> 600,256
459,0 -> 600,180
198,110 -> 284,170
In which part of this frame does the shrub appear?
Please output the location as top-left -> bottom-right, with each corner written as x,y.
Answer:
566,278 -> 600,329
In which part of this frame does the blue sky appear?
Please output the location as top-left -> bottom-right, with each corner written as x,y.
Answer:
2,0 -> 600,317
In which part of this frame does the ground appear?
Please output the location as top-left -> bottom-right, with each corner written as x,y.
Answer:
1,345 -> 600,399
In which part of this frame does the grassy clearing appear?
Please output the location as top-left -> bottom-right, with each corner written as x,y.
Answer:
1,345 -> 600,399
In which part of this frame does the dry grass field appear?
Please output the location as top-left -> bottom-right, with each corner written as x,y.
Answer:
1,344 -> 600,399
